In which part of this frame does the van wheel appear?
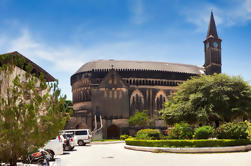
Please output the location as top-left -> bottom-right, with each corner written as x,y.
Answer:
65,145 -> 71,151
78,140 -> 84,146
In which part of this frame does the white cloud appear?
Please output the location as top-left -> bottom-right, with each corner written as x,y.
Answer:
245,0 -> 251,12
0,28 -> 174,74
10,29 -> 41,53
183,5 -> 222,32
2,29 -> 83,73
0,27 -> 203,99
129,0 -> 147,24
182,0 -> 251,31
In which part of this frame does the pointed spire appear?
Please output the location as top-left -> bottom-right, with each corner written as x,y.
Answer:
207,11 -> 218,39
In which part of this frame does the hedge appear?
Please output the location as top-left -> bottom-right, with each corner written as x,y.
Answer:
215,122 -> 248,139
125,138 -> 251,147
136,129 -> 162,140
120,135 -> 129,140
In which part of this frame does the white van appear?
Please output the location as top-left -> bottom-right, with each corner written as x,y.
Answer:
62,129 -> 92,146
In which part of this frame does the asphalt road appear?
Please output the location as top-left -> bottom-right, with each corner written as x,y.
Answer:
56,143 -> 251,166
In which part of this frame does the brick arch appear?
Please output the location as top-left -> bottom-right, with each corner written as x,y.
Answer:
130,89 -> 145,115
130,89 -> 144,106
154,90 -> 168,110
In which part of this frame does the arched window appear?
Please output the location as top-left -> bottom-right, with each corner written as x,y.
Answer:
155,90 -> 168,110
130,89 -> 144,115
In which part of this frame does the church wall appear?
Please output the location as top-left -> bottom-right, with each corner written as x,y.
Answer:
112,119 -> 129,128
70,70 -> 200,138
128,86 -> 176,118
92,88 -> 130,119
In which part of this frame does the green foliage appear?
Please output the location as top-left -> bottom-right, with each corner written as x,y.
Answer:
215,122 -> 248,139
125,138 -> 250,147
245,121 -> 251,141
120,135 -> 129,140
129,110 -> 150,127
194,126 -> 214,139
64,100 -> 73,113
160,74 -> 251,124
168,122 -> 193,139
136,129 -> 162,140
0,55 -> 68,165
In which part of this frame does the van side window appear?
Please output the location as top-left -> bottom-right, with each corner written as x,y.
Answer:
76,131 -> 87,135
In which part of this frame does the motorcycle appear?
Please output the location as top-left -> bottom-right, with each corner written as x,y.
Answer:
24,150 -> 51,166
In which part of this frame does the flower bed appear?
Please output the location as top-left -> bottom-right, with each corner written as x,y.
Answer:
125,138 -> 251,147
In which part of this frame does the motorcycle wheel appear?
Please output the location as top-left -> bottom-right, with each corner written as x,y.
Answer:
46,149 -> 55,161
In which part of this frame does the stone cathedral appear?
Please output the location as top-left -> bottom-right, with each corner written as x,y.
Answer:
65,12 -> 222,138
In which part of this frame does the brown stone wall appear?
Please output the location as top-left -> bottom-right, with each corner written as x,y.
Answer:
112,119 -> 129,128
70,69 -> 198,138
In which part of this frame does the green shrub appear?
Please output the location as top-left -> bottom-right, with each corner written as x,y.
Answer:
125,138 -> 250,147
168,122 -> 193,139
245,121 -> 251,141
129,110 -> 150,127
136,129 -> 162,140
194,126 -> 214,139
120,135 -> 129,140
215,122 -> 248,139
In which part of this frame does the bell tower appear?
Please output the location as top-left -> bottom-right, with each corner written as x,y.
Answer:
204,11 -> 222,75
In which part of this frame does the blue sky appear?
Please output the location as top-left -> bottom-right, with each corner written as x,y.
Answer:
0,0 -> 251,99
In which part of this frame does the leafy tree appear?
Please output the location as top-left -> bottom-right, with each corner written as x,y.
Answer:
129,110 -> 151,127
160,74 -> 251,125
0,54 -> 68,166
64,100 -> 73,113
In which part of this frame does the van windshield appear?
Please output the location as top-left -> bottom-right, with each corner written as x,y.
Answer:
75,130 -> 87,135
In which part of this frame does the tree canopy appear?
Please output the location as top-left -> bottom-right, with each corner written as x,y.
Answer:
160,74 -> 251,125
0,55 -> 68,165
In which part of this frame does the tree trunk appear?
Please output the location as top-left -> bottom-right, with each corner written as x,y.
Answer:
215,120 -> 219,128
10,162 -> 17,166
10,159 -> 17,166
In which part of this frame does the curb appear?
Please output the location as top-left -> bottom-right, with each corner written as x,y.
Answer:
91,141 -> 125,144
124,144 -> 251,153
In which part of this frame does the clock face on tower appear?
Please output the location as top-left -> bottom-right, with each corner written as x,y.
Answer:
213,42 -> 218,48
206,42 -> 209,48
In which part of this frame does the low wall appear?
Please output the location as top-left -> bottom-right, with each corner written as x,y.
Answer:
124,144 -> 251,153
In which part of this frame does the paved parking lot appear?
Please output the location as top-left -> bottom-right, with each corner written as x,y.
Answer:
56,143 -> 251,166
